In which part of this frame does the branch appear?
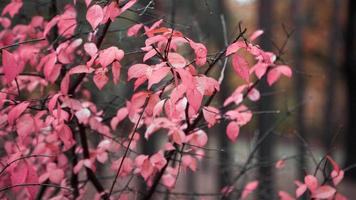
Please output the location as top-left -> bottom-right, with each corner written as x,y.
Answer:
0,183 -> 72,193
78,123 -> 109,199
108,95 -> 150,198
0,38 -> 46,51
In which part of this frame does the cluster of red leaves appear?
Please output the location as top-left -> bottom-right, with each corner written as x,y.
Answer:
0,0 -> 343,199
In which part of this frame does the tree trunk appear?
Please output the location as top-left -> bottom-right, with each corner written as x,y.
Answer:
344,0 -> 356,180
257,0 -> 275,199
291,0 -> 307,183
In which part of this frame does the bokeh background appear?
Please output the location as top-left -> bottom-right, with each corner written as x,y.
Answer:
1,0 -> 355,199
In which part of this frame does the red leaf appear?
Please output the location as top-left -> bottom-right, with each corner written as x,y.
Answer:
121,0 -> 137,13
267,65 -> 292,86
203,106 -> 219,127
2,50 -> 23,83
128,64 -> 149,80
331,170 -> 344,186
43,53 -> 59,83
241,180 -> 259,199
84,42 -> 98,57
189,41 -> 207,66
127,23 -> 143,37
16,114 -> 35,138
168,52 -> 186,68
275,159 -> 286,169
56,123 -> 75,150
2,0 -> 23,18
304,175 -> 319,192
98,47 -> 124,68
148,67 -> 170,88
311,185 -> 336,199
43,16 -> 59,37
327,155 -> 341,173
26,162 -> 39,199
86,5 -> 103,30
112,61 -> 121,84
226,121 -> 240,142
10,161 -> 28,186
278,191 -> 295,200
186,88 -> 203,113
226,41 -> 247,56
8,102 -> 30,126
232,53 -> 250,82
93,68 -> 109,90
249,30 -> 264,41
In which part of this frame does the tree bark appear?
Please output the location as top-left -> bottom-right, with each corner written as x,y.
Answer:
291,0 -> 307,183
257,0 -> 275,199
344,0 -> 356,180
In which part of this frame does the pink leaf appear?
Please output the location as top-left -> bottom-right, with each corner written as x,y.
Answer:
58,77 -> 73,94
186,88 -> 203,113
16,114 -> 35,138
25,162 -> 39,199
311,185 -> 336,199
86,5 -> 103,30
84,42 -> 98,57
304,175 -> 319,192
56,123 -> 75,150
331,170 -> 344,186
267,65 -> 292,86
121,0 -> 137,13
267,68 -> 281,86
127,23 -> 143,37
49,169 -> 64,184
69,65 -> 95,75
168,53 -> 186,68
110,107 -> 128,130
2,0 -> 23,18
43,53 -> 59,83
226,121 -> 240,142
148,67 -> 170,88
93,68 -> 109,90
249,30 -> 264,41
43,16 -> 59,37
278,191 -> 295,200
189,41 -> 207,66
8,102 -> 30,126
203,106 -> 219,127
162,174 -> 175,189
85,0 -> 92,7
247,88 -> 260,101
112,61 -> 121,84
143,49 -> 157,62
98,47 -> 124,67
295,183 -> 307,198
241,180 -> 259,199
10,161 -> 28,186
232,53 -> 250,82
327,155 -> 341,173
150,152 -> 167,170
277,65 -> 292,77
128,64 -> 149,80
275,159 -> 285,169
2,50 -> 23,83
187,130 -> 208,147
226,41 -> 247,56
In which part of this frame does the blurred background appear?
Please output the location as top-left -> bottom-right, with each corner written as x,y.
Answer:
1,0 -> 356,199
131,0 -> 356,199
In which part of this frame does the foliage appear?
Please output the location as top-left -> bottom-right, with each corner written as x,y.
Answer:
0,0 -> 346,199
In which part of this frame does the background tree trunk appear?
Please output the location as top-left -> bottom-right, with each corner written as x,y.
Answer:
344,0 -> 356,180
291,0 -> 307,183
257,0 -> 276,199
